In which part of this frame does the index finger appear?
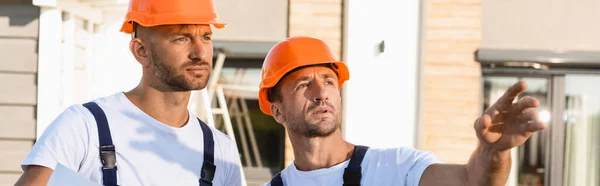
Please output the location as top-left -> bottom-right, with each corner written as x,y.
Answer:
495,81 -> 527,109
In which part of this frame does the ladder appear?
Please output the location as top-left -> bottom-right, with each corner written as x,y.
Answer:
192,49 -> 266,185
223,68 -> 264,168
194,50 -> 248,185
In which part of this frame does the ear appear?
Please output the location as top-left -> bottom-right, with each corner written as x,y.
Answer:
270,102 -> 286,125
129,38 -> 151,67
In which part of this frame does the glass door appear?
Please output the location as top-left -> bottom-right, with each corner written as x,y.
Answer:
562,75 -> 600,186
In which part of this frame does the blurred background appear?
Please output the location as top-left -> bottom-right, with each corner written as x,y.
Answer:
0,0 -> 599,185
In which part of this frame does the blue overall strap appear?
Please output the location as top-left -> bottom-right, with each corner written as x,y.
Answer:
269,145 -> 369,186
269,172 -> 283,186
198,118 -> 216,186
343,145 -> 369,186
82,102 -> 119,186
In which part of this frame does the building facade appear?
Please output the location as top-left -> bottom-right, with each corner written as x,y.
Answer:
0,0 -> 598,186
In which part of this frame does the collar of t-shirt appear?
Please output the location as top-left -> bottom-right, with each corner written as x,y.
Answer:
288,159 -> 351,178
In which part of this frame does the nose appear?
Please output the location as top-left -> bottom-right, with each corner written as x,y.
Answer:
188,38 -> 207,62
311,81 -> 329,103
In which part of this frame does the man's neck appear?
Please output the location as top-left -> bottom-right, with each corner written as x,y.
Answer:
125,84 -> 191,128
289,130 -> 354,171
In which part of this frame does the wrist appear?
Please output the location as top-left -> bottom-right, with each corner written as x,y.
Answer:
465,143 -> 512,186
480,143 -> 511,167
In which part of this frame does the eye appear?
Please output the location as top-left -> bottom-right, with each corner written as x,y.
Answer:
174,37 -> 189,42
203,36 -> 212,41
298,83 -> 308,89
325,81 -> 334,85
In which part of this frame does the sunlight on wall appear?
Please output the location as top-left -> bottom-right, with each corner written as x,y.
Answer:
343,0 -> 420,149
90,21 -> 142,99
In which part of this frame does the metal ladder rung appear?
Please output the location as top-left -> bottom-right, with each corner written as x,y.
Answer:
220,84 -> 259,92
211,108 -> 225,114
200,50 -> 247,186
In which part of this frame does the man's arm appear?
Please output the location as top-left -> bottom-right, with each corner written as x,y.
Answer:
14,165 -> 54,186
420,145 -> 511,186
419,81 -> 546,186
419,164 -> 466,186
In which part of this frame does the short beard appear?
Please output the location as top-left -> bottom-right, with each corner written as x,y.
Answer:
149,44 -> 210,91
303,121 -> 338,137
284,104 -> 339,138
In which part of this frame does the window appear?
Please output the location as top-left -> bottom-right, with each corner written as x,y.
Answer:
482,69 -> 600,186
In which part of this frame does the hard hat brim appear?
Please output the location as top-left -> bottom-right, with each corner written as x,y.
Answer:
119,13 -> 226,34
258,61 -> 349,116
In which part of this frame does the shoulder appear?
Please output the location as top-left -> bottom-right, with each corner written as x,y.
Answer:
196,120 -> 245,184
196,119 -> 239,161
365,147 -> 441,164
87,92 -> 126,110
76,94 -> 123,124
46,104 -> 95,133
36,94 -> 122,143
43,93 -> 126,138
30,103 -> 93,143
361,146 -> 441,185
208,124 -> 237,151
367,146 -> 436,156
261,164 -> 292,186
193,118 -> 235,148
21,104 -> 96,171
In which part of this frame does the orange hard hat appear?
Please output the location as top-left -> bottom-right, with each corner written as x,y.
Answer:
120,0 -> 226,34
258,36 -> 350,116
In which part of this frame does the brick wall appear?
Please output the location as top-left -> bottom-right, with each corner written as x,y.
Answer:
285,0 -> 344,166
422,0 -> 483,164
283,0 -> 481,166
288,0 -> 343,60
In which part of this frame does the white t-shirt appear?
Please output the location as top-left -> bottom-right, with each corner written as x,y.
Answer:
262,147 -> 441,186
22,92 -> 243,186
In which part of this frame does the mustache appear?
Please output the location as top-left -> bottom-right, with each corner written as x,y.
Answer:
181,60 -> 210,68
307,101 -> 334,112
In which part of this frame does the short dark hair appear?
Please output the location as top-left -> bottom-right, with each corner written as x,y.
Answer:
266,64 -> 338,103
267,82 -> 283,103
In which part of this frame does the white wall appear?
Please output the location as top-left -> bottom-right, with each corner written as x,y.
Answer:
342,0 -> 422,149
90,21 -> 142,100
35,3 -> 141,138
36,6 -> 63,139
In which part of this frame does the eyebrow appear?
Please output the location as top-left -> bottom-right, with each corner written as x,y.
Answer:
172,30 -> 212,37
294,76 -> 311,84
173,32 -> 212,37
293,73 -> 336,84
322,73 -> 336,79
174,32 -> 194,38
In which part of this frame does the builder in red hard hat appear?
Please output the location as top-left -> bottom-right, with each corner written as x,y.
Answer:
15,0 -> 243,185
258,36 -> 547,186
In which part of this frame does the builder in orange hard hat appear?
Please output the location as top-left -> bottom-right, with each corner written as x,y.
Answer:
258,36 -> 546,186
16,0 -> 243,186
